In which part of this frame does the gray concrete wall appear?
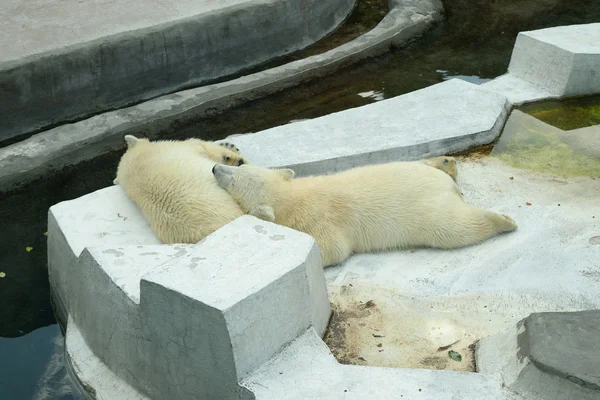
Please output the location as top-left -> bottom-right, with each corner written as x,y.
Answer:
0,0 -> 354,143
0,0 -> 443,193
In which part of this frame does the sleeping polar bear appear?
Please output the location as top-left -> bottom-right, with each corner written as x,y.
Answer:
113,135 -> 247,244
212,161 -> 517,267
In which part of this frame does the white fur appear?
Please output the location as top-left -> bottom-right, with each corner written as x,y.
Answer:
114,136 -> 245,243
213,162 -> 518,267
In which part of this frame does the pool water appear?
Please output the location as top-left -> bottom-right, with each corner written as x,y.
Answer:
518,94 -> 600,131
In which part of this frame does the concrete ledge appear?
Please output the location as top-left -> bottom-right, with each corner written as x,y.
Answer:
0,0 -> 355,143
477,311 -> 600,400
0,0 -> 443,192
226,79 -> 510,176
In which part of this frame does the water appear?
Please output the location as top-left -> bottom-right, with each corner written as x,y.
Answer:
491,109 -> 600,178
518,94 -> 600,131
0,325 -> 81,399
2,0 -> 600,398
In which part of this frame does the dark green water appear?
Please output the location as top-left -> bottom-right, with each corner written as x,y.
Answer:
518,94 -> 600,131
1,0 -> 599,398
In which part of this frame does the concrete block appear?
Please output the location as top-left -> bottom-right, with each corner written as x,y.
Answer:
0,0 -> 354,143
139,216 -> 328,399
49,190 -> 330,399
524,311 -> 600,389
477,311 -> 600,400
506,23 -> 600,97
48,185 -> 160,325
225,79 -> 510,176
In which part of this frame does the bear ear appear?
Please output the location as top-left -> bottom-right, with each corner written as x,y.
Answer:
124,135 -> 139,148
113,178 -> 119,185
276,168 -> 295,181
250,205 -> 275,222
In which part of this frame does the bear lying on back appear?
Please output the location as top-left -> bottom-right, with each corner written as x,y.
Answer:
212,161 -> 517,267
114,135 -> 246,243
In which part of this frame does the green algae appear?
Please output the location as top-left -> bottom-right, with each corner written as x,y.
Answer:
518,95 -> 600,131
491,111 -> 600,178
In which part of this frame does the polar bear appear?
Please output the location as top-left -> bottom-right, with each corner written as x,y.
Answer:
212,162 -> 517,267
113,135 -> 246,243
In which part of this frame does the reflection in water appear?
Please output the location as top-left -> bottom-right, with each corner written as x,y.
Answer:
436,69 -> 491,85
358,90 -> 386,101
0,325 -> 81,400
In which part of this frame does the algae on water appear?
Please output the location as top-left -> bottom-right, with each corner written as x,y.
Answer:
518,95 -> 600,131
491,110 -> 600,178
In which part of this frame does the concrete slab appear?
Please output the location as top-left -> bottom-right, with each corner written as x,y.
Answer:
0,0 -> 355,143
482,74 -> 558,106
0,0 -> 443,192
225,79 -> 510,176
477,311 -> 600,400
503,23 -> 600,98
324,156 -> 600,371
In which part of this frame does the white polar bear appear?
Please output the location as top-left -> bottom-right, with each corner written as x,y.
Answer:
212,161 -> 517,267
114,135 -> 246,244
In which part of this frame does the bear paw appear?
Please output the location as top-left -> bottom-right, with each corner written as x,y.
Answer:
219,142 -> 240,154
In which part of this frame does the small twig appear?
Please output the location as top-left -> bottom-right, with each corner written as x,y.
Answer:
437,340 -> 459,352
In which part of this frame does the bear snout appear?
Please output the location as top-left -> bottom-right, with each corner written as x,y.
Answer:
238,159 -> 245,166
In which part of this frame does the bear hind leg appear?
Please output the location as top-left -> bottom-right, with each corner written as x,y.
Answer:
432,208 -> 517,249
319,238 -> 353,267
